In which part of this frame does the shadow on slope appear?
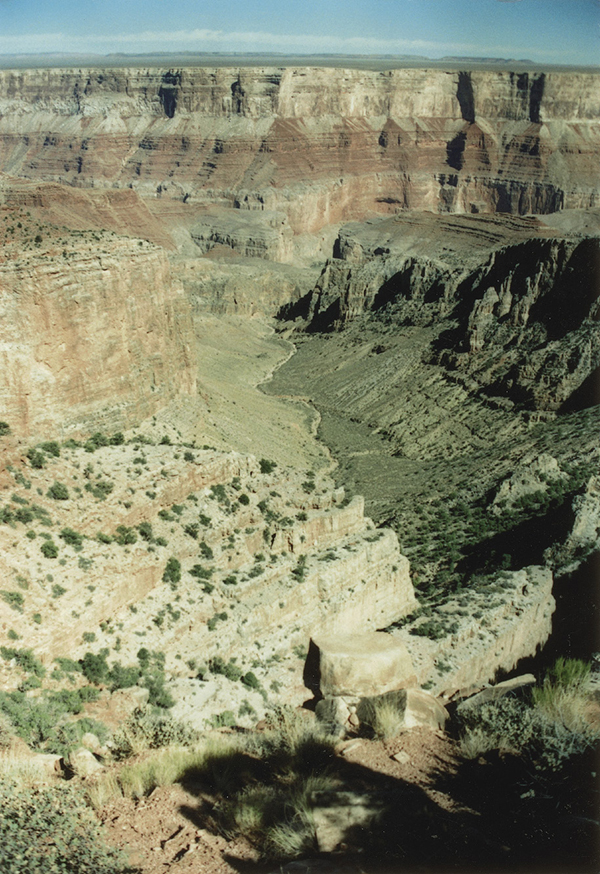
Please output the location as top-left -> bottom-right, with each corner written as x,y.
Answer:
174,718 -> 598,874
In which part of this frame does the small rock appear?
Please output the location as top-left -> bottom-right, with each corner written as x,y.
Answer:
391,750 -> 410,765
67,747 -> 103,777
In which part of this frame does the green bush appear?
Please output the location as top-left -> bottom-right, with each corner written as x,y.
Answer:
40,441 -> 60,457
199,541 -> 213,560
47,482 -> 69,501
259,459 -> 277,474
1,591 -> 24,612
137,521 -> 153,542
238,493 -> 250,505
0,421 -> 10,437
60,527 -> 84,549
162,557 -> 181,588
0,779 -> 130,873
26,447 -> 46,469
41,540 -> 59,559
189,564 -> 213,580
80,650 -> 109,685
115,525 -> 137,546
0,646 -> 45,677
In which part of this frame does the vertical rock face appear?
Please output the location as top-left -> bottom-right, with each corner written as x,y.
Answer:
0,239 -> 196,440
0,67 -> 598,232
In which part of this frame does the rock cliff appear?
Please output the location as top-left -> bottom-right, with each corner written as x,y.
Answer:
0,67 -> 598,235
297,211 -> 600,411
0,227 -> 196,440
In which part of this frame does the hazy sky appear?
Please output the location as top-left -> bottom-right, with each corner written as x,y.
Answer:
0,0 -> 598,66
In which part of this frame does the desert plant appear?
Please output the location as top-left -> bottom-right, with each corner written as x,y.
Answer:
162,557 -> 181,589
47,481 -> 69,501
1,591 -> 24,612
0,779 -> 132,873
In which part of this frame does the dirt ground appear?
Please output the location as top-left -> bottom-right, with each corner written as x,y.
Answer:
98,723 -> 599,874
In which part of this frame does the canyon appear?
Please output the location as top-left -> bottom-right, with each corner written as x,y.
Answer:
0,60 -> 598,873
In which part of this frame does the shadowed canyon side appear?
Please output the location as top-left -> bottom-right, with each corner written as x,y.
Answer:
0,67 -> 598,235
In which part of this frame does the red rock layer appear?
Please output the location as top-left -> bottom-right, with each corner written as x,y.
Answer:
0,67 -> 598,230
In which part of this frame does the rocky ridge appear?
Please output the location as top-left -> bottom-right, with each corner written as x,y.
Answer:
296,211 -> 600,411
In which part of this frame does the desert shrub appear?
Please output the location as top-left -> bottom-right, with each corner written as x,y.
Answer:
81,650 -> 110,685
259,459 -> 277,475
199,513 -> 211,527
51,583 -> 66,598
184,523 -> 199,539
60,527 -> 84,549
41,540 -> 59,559
209,484 -> 227,502
107,662 -> 141,691
96,531 -> 113,544
0,421 -> 10,436
137,521 -> 153,542
47,481 -> 69,501
189,564 -> 213,580
26,447 -> 46,469
199,540 -> 213,560
162,557 -> 181,589
458,659 -> 600,773
0,779 -> 131,874
1,591 -> 24,611
14,506 -> 34,524
115,525 -> 137,546
85,480 -> 114,500
111,706 -> 200,761
209,656 -> 243,682
0,646 -> 45,677
238,493 -> 250,505
85,432 -> 110,452
40,440 -> 60,457
183,450 -> 195,462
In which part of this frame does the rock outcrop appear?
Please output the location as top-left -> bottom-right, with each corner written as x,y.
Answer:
0,67 -> 598,236
395,566 -> 555,696
0,441 -> 415,675
0,231 -> 195,440
298,211 -> 600,411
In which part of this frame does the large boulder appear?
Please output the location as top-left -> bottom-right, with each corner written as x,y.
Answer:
310,632 -> 416,698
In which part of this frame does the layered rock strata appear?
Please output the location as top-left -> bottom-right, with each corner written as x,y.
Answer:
0,235 -> 196,440
0,67 -> 598,232
0,442 -> 415,673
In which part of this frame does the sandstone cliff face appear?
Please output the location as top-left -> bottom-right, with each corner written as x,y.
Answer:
0,237 -> 196,440
396,566 -> 555,695
300,212 -> 600,411
0,67 -> 598,233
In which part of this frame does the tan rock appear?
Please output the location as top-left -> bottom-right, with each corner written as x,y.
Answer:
67,747 -> 103,777
312,632 -> 416,698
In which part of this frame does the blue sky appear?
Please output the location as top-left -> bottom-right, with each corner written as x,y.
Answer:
0,0 -> 598,66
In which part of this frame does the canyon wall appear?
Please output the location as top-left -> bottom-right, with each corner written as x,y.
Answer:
298,212 -> 600,411
0,236 -> 196,440
0,67 -> 598,234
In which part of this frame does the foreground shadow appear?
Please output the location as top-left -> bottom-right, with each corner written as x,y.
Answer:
175,728 -> 600,874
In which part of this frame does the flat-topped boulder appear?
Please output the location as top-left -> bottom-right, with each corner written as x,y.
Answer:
310,631 -> 416,699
